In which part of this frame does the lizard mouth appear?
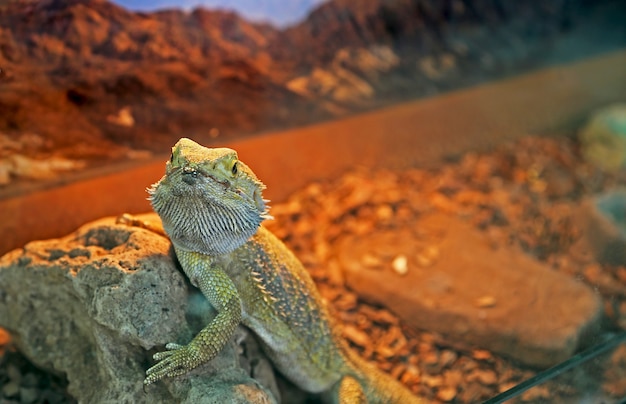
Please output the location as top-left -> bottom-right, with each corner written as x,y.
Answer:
206,173 -> 230,188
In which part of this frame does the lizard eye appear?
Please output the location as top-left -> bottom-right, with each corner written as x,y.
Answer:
231,162 -> 238,175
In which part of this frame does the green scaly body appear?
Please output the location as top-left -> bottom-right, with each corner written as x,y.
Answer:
144,138 -> 425,403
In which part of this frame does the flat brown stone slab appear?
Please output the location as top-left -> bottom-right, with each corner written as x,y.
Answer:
337,213 -> 603,368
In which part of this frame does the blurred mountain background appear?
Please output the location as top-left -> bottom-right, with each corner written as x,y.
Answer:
114,0 -> 326,26
0,0 -> 624,185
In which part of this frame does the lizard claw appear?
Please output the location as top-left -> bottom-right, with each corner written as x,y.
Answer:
144,343 -> 195,386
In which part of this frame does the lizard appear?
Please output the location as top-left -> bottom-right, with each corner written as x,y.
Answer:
141,137 -> 426,403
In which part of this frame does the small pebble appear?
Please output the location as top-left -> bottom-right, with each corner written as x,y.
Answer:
361,253 -> 383,269
437,386 -> 457,402
475,296 -> 497,308
400,365 -> 421,384
423,351 -> 439,366
439,350 -> 458,367
422,374 -> 444,388
2,380 -> 19,398
342,324 -> 371,348
498,382 -> 517,393
390,364 -> 406,380
415,245 -> 439,267
20,387 -> 39,404
376,205 -> 394,221
391,255 -> 408,275
443,369 -> 464,387
472,349 -> 493,361
469,369 -> 498,386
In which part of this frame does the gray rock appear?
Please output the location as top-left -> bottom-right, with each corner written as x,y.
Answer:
0,214 -> 277,403
579,189 -> 626,265
337,213 -> 603,368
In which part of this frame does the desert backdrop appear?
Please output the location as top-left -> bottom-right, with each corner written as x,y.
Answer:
0,0 -> 625,189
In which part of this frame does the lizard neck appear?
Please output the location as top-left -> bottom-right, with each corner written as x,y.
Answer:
150,183 -> 263,255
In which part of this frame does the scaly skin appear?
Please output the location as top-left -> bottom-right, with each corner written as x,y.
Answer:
144,138 -> 425,403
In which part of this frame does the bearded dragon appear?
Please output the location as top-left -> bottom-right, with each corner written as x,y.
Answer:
141,138 -> 424,403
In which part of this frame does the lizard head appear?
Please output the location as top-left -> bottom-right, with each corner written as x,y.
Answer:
148,138 -> 272,255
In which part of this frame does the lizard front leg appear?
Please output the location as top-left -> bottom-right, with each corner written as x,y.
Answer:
144,249 -> 242,385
